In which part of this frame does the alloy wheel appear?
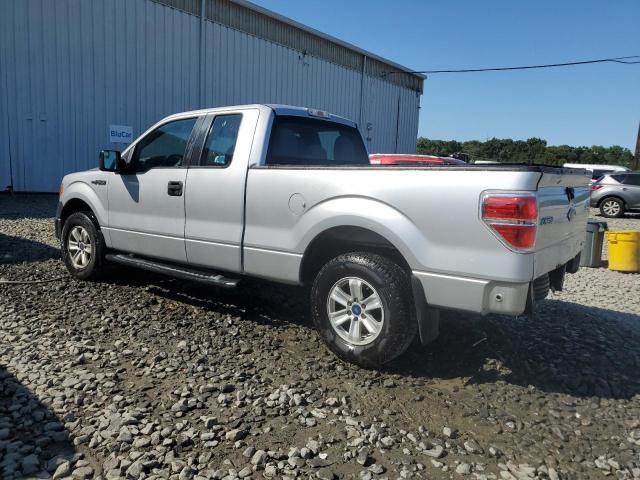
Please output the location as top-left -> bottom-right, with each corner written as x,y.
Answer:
602,200 -> 621,217
67,226 -> 92,269
326,276 -> 384,346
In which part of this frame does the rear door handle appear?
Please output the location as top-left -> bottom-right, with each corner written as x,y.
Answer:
167,180 -> 183,196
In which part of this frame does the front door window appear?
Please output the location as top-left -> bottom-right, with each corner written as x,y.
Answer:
125,118 -> 197,173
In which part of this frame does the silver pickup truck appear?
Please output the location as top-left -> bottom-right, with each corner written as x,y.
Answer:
56,104 -> 590,366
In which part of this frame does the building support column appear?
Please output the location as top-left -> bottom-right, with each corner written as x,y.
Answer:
395,91 -> 401,152
634,122 -> 639,170
199,0 -> 206,106
358,55 -> 367,129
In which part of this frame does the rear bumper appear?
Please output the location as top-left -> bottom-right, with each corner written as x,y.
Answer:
412,270 -> 531,315
413,257 -> 576,316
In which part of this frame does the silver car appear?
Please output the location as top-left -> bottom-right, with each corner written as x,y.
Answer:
590,172 -> 640,217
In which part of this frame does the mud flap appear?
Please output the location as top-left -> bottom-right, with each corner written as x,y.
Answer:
411,276 -> 440,345
566,253 -> 581,274
524,281 -> 536,316
549,265 -> 566,292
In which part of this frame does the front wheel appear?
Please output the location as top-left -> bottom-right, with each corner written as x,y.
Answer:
600,197 -> 625,218
310,252 -> 417,367
61,212 -> 106,280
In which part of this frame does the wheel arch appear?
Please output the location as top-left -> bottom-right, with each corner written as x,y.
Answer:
598,195 -> 626,209
291,196 -> 427,286
60,198 -> 97,226
299,225 -> 412,286
59,182 -> 108,228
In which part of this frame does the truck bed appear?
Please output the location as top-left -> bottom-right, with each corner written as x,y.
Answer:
243,163 -> 590,314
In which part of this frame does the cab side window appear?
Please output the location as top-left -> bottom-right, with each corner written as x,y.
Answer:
129,118 -> 197,172
200,114 -> 242,167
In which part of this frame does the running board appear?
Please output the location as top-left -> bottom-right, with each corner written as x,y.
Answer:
105,253 -> 239,288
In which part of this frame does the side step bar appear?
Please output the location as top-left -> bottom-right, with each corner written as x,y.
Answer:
105,253 -> 239,288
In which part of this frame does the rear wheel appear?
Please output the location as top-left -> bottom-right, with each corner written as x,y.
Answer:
61,212 -> 105,280
311,252 -> 417,367
600,197 -> 624,218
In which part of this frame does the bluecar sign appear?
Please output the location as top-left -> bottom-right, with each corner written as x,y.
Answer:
109,125 -> 133,144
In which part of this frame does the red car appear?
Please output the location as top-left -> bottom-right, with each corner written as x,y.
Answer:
369,154 -> 467,165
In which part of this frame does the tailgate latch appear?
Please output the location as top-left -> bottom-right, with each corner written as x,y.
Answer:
565,187 -> 577,221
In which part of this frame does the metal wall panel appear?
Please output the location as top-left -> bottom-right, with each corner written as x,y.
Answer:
1,0 -> 421,192
202,21 -> 362,123
398,88 -> 421,153
2,0 -> 201,191
0,7 -> 12,191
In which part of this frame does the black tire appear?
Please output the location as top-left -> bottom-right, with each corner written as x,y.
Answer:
310,252 -> 417,368
599,197 -> 625,218
61,211 -> 106,280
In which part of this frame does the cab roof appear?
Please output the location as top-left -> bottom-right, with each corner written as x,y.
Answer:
163,104 -> 357,128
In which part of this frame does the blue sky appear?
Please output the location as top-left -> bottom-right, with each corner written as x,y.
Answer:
251,0 -> 640,150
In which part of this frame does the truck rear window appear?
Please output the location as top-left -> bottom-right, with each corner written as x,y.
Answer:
266,116 -> 369,166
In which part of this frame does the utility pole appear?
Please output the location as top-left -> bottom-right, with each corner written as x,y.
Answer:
634,122 -> 640,170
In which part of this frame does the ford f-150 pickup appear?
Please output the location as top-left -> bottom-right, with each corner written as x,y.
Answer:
55,104 -> 590,366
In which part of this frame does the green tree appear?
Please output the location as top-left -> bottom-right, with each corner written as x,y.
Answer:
416,137 -> 634,167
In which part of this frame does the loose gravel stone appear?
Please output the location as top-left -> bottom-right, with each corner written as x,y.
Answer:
464,439 -> 481,454
424,445 -> 445,458
250,449 -> 267,465
71,466 -> 94,479
52,461 -> 71,480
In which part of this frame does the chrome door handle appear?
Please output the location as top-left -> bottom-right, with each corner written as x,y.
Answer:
167,181 -> 183,196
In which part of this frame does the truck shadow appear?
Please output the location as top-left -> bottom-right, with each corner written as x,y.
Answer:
394,298 -> 640,400
109,269 -> 640,400
106,268 -> 311,330
0,233 -> 60,264
0,367 -> 77,478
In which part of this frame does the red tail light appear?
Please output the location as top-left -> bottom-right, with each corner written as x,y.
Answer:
482,194 -> 538,250
591,184 -> 602,191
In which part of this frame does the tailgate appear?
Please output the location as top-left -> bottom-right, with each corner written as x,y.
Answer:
534,169 -> 590,277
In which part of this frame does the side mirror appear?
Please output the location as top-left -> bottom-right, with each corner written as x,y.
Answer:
99,150 -> 121,172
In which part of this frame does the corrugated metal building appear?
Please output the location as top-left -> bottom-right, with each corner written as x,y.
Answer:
0,0 -> 424,192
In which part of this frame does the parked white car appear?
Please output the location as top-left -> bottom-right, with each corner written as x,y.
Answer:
563,163 -> 630,182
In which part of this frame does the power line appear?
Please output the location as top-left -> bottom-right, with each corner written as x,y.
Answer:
383,55 -> 640,76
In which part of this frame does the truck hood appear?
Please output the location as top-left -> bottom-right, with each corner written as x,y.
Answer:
62,168 -> 99,185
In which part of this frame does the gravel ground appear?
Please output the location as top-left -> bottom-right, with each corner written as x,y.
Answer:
1,194 -> 639,480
